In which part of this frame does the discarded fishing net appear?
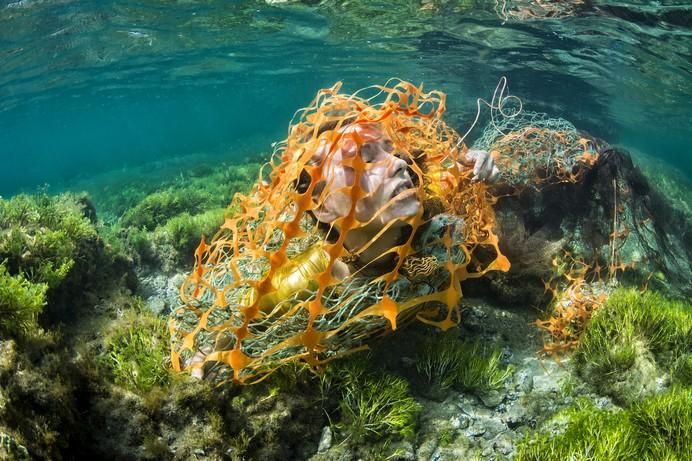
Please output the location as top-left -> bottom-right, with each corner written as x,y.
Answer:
535,253 -> 609,356
169,80 -> 510,384
473,111 -> 599,188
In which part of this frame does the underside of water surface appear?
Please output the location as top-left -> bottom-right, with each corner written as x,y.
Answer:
0,0 -> 690,195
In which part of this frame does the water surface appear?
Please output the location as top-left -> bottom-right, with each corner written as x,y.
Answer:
1,0 -> 690,196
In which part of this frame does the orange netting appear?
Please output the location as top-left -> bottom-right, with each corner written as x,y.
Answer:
169,80 -> 510,384
536,253 -> 609,356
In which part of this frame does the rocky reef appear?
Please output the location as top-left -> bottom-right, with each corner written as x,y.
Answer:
0,149 -> 689,460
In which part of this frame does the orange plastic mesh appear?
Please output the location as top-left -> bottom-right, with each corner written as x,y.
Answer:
169,80 -> 510,384
536,253 -> 608,356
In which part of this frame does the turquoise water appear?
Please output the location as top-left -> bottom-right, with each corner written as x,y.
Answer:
1,0 -> 690,196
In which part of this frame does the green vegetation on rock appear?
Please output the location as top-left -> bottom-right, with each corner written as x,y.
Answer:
0,431 -> 31,461
516,386 -> 692,461
97,162 -> 259,222
102,299 -> 170,393
121,189 -> 210,231
0,265 -> 47,338
154,207 -> 226,266
672,353 -> 692,385
0,191 -> 128,327
0,179 -> 332,461
416,334 -> 513,395
100,162 -> 259,271
0,192 -> 98,289
328,359 -> 420,443
575,288 -> 691,403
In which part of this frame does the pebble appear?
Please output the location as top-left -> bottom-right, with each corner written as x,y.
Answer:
449,416 -> 462,429
464,422 -> 486,437
456,399 -> 475,417
479,417 -> 507,439
317,426 -> 332,453
479,390 -> 504,408
481,446 -> 495,459
532,374 -> 561,394
502,402 -> 529,429
148,297 -> 166,315
515,369 -> 533,392
493,432 -> 515,455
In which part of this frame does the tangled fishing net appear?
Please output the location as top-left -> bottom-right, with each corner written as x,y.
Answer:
473,110 -> 599,188
169,80 -> 511,384
535,253 -> 609,356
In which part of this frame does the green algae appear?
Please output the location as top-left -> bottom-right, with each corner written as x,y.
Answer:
519,288 -> 692,460
0,185 -> 329,461
0,190 -> 134,328
155,207 -> 226,265
0,431 -> 31,461
102,299 -> 170,393
416,334 -> 513,396
95,161 -> 260,222
321,357 -> 420,444
516,387 -> 692,461
672,353 -> 692,386
336,372 -> 420,443
121,189 -> 211,231
0,192 -> 98,289
575,288 -> 691,403
99,162 -> 259,271
0,265 -> 47,338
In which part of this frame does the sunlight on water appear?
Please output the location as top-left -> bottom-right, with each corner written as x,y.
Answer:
0,0 -> 690,195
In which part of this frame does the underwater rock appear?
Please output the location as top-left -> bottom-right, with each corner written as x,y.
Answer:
0,335 -> 84,460
403,298 -> 577,461
471,146 -> 692,304
502,401 -> 532,430
573,289 -> 690,405
479,389 -> 504,408
493,432 -> 514,456
0,340 -> 17,373
531,374 -> 561,395
316,426 -> 332,453
0,192 -> 136,327
464,420 -> 488,438
0,432 -> 30,461
138,271 -> 186,315
580,339 -> 661,406
83,373 -> 324,461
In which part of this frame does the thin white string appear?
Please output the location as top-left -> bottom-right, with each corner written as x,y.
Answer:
457,76 -> 523,149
